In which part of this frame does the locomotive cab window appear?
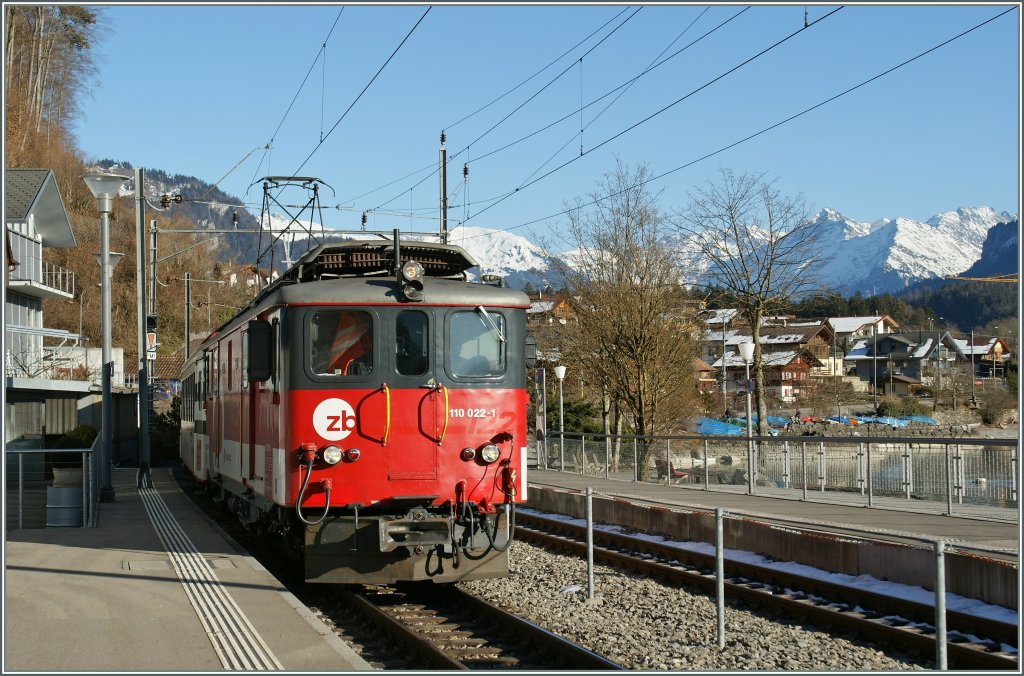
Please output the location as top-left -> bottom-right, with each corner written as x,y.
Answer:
396,310 -> 428,376
449,308 -> 505,377
310,310 -> 373,376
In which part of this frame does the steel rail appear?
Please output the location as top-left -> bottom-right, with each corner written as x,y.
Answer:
516,513 -> 1018,671
339,584 -> 623,670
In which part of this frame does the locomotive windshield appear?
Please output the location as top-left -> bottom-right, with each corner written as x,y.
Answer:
449,309 -> 506,377
310,310 -> 374,376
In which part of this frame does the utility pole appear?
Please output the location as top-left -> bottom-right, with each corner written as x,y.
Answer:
134,168 -> 152,488
439,130 -> 448,244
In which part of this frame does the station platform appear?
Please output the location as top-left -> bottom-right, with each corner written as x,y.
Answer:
4,467 -> 372,672
527,469 -> 1019,558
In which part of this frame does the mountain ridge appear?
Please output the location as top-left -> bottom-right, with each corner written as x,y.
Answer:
94,161 -> 1017,297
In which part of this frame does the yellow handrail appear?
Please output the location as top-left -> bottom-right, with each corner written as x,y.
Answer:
437,385 -> 449,445
381,383 -> 391,446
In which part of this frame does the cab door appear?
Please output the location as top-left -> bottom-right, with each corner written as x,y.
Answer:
388,309 -> 438,479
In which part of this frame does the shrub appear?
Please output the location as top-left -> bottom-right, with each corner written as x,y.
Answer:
980,389 -> 1017,425
875,396 -> 928,418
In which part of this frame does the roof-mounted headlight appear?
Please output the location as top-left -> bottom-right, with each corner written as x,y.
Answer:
400,260 -> 424,301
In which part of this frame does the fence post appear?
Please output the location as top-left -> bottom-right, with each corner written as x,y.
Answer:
818,442 -> 826,493
703,439 -> 710,491
944,443 -> 953,516
954,444 -> 963,505
18,452 -> 24,530
857,443 -> 865,496
580,435 -> 586,476
783,441 -> 790,489
81,450 -> 89,527
903,443 -> 912,500
633,437 -> 638,482
715,507 -> 725,649
801,441 -> 807,501
866,442 -> 874,507
1012,446 -> 1018,504
934,540 -> 947,670
665,440 -> 672,486
586,486 -> 595,600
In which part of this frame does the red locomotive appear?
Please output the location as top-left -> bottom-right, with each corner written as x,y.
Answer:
179,233 -> 535,583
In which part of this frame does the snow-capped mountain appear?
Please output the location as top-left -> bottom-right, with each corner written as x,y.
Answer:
93,161 -> 1014,298
803,206 -> 1015,296
261,206 -> 1015,297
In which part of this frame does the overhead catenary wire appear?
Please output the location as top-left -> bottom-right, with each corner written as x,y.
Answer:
370,6 -> 642,212
462,5 -> 843,225
455,6 -> 1015,241
516,6 -> 711,191
444,6 -> 630,132
344,7 -> 631,206
287,7 -> 432,181
378,6 -> 747,216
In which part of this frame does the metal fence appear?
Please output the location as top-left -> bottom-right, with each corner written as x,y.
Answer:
5,441 -> 97,530
539,430 -> 1018,521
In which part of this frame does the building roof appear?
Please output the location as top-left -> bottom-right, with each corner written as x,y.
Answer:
952,336 -> 1003,357
845,332 -> 965,361
703,308 -> 739,326
827,315 -> 900,334
4,169 -> 76,247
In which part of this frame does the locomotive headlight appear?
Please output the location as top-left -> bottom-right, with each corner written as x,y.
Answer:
400,260 -> 424,301
322,445 -> 344,465
401,260 -> 424,282
480,444 -> 501,464
460,447 -> 476,461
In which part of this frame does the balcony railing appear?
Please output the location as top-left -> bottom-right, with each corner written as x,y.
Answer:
7,255 -> 75,298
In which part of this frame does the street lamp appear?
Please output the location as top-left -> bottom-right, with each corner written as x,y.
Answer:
554,365 -> 567,472
83,172 -> 129,502
738,342 -> 755,495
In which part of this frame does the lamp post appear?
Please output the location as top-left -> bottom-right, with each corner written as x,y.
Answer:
554,365 -> 566,472
738,342 -> 755,495
83,172 -> 129,502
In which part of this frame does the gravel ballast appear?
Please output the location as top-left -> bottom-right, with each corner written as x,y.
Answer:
459,541 -> 927,670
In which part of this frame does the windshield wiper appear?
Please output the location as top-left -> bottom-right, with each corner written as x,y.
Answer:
476,306 -> 505,343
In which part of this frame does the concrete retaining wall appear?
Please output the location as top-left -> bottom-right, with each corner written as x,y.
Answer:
527,485 -> 1018,610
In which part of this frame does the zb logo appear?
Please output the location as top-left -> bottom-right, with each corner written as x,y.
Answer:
313,398 -> 357,441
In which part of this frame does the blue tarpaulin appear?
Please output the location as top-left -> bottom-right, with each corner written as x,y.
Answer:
696,417 -> 744,436
901,415 -> 938,425
857,416 -> 911,427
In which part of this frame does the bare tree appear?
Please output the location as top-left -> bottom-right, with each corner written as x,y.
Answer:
673,169 -> 824,435
4,5 -> 99,159
552,160 -> 702,479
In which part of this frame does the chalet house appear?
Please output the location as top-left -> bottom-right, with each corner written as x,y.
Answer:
5,169 -> 93,451
715,348 -> 822,403
828,315 -> 900,353
844,331 -> 964,396
755,323 -> 835,376
693,358 -> 717,395
527,292 -> 576,325
954,335 -> 1013,381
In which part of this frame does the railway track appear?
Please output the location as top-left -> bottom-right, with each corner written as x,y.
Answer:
338,583 -> 623,670
515,511 -> 1018,671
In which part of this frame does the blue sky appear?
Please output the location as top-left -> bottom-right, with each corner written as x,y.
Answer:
77,3 -> 1020,244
